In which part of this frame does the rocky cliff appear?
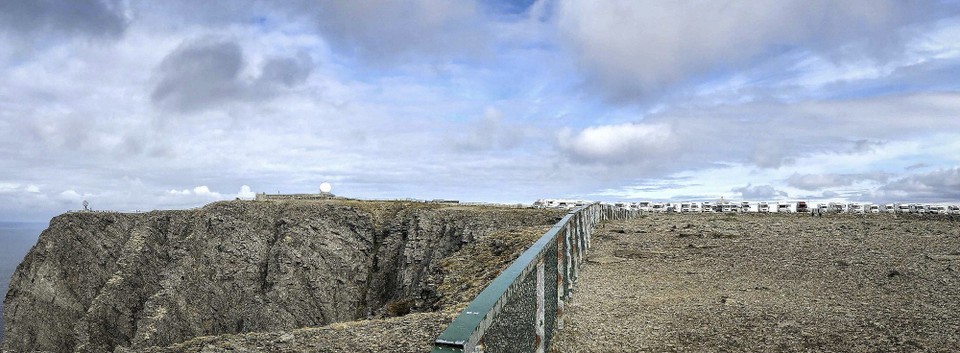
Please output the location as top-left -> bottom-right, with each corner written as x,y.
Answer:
1,200 -> 562,353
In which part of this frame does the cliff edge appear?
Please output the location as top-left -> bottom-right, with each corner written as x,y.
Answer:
1,200 -> 562,352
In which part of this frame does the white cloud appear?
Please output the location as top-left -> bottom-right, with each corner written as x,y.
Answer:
558,123 -> 672,163
58,190 -> 84,202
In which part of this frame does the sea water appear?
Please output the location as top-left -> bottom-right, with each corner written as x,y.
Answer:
0,222 -> 44,341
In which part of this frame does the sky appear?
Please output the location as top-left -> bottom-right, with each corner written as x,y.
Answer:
2,0 -> 960,221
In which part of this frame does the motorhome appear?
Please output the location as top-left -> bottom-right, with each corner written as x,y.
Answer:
818,203 -> 829,213
911,204 -> 927,213
741,201 -> 751,212
690,203 -> 701,212
868,204 -> 880,213
796,201 -> 809,213
777,203 -> 792,213
929,205 -> 948,214
884,204 -> 895,213
638,201 -> 652,212
702,202 -> 715,213
758,202 -> 770,213
652,203 -> 665,213
720,202 -> 735,213
829,202 -> 846,213
896,203 -> 911,213
949,205 -> 960,214
680,202 -> 692,212
847,203 -> 864,213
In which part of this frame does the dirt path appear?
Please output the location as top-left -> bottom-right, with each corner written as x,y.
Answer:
551,213 -> 960,352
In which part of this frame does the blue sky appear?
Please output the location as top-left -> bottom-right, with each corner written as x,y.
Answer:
2,0 -> 960,221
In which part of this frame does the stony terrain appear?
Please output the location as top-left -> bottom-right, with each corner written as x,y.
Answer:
1,199 -> 562,353
552,212 -> 960,352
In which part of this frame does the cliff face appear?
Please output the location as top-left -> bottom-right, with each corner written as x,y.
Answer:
1,200 -> 562,353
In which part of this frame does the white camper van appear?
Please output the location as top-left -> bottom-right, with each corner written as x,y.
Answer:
720,202 -> 735,213
818,203 -> 829,213
741,201 -> 751,212
777,203 -> 791,213
847,203 -> 864,214
702,202 -> 715,213
690,203 -> 701,212
830,203 -> 846,213
884,204 -> 895,213
869,204 -> 880,213
949,205 -> 960,214
638,201 -> 652,212
758,202 -> 770,213
896,203 -> 911,213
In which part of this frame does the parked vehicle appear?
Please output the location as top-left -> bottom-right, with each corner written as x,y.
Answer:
949,205 -> 960,214
847,203 -> 864,213
777,203 -> 791,213
638,201 -> 652,212
741,201 -> 751,212
818,203 -> 829,213
702,202 -> 715,213
690,203 -> 701,212
912,204 -> 927,213
896,203 -> 911,213
758,202 -> 770,213
929,205 -> 948,214
884,204 -> 895,213
869,204 -> 880,213
720,202 -> 735,213
830,203 -> 846,213
652,203 -> 665,213
796,201 -> 809,213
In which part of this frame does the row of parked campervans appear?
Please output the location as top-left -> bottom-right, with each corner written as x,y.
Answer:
817,202 -> 960,214
533,199 -> 588,209
599,201 -> 960,214
606,201 -> 801,213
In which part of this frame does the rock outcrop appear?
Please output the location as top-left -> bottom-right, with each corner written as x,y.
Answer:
2,200 -> 562,353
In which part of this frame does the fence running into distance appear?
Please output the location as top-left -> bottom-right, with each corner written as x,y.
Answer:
432,203 -> 638,352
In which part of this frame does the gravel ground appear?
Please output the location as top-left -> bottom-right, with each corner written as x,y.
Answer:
551,213 -> 960,353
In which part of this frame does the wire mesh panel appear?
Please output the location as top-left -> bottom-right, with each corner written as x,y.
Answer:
543,237 -> 559,346
483,264 -> 539,352
432,204 -> 637,353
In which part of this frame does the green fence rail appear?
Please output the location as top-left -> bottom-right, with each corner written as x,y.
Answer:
432,203 -> 637,352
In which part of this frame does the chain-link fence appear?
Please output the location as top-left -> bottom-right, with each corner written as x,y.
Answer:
432,203 -> 637,352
